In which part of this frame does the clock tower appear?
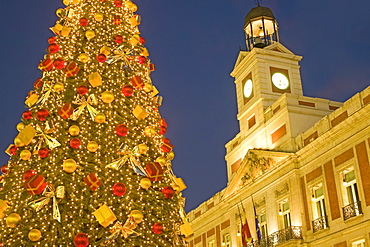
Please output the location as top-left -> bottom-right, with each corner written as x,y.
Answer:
225,5 -> 342,181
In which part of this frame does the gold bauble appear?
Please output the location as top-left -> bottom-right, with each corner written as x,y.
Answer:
140,178 -> 151,190
138,144 -> 148,155
16,122 -> 25,131
78,53 -> 90,63
87,141 -> 99,152
85,30 -> 96,40
143,83 -> 153,93
63,159 -> 77,173
125,1 -> 134,9
20,150 -> 32,161
53,83 -> 64,92
130,210 -> 143,223
68,125 -> 80,136
167,151 -> 175,161
156,156 -> 167,166
94,13 -> 104,22
101,91 -> 114,103
6,213 -> 21,228
94,112 -> 106,123
14,137 -> 25,147
130,3 -> 138,12
28,229 -> 42,242
56,8 -> 65,18
144,126 -> 156,137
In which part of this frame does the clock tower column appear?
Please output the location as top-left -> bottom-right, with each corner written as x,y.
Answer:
225,5 -> 339,181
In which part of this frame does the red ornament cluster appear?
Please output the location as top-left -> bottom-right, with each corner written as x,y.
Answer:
114,35 -> 123,43
162,186 -> 175,199
48,43 -> 60,54
74,233 -> 89,247
79,17 -> 89,26
36,109 -> 49,121
53,58 -> 65,70
23,169 -> 36,181
22,110 -> 33,120
70,138 -> 81,149
112,182 -> 126,196
38,148 -> 50,158
77,85 -> 89,95
115,124 -> 129,137
122,85 -> 134,97
152,223 -> 164,234
96,54 -> 107,63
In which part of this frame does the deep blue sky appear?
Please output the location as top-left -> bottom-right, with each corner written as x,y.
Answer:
1,1 -> 370,212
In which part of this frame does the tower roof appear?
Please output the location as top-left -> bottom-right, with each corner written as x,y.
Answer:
244,5 -> 275,28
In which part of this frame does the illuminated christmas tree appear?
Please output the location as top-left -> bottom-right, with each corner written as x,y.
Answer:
0,0 -> 190,246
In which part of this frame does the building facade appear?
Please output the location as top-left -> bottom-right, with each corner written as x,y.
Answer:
186,5 -> 370,247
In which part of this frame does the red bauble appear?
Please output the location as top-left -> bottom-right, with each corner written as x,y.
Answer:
158,126 -> 167,135
70,138 -> 81,149
36,109 -> 49,121
114,0 -> 123,7
115,124 -> 129,137
163,138 -> 170,144
96,54 -> 107,63
139,37 -> 146,45
48,36 -> 56,44
152,223 -> 164,234
137,56 -> 146,64
79,17 -> 89,26
162,186 -> 175,199
8,146 -> 17,156
114,35 -> 123,43
112,182 -> 126,196
74,233 -> 89,247
23,169 -> 36,181
1,166 -> 8,174
53,58 -> 65,69
38,147 -> 50,158
22,110 -> 33,120
77,85 -> 89,95
48,43 -> 60,54
34,78 -> 43,89
122,85 -> 134,97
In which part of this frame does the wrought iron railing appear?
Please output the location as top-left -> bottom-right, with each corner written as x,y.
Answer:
312,215 -> 329,232
343,201 -> 362,220
246,226 -> 302,247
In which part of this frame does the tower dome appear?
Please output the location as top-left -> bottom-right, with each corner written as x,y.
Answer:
244,5 -> 279,51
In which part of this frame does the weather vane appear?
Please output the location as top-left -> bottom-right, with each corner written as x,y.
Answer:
254,0 -> 262,6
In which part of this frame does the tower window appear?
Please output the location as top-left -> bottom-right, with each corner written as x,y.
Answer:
248,115 -> 256,129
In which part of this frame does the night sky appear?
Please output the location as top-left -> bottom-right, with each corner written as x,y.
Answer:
1,1 -> 370,212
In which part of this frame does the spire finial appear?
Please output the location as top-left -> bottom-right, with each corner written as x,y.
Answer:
254,0 -> 262,6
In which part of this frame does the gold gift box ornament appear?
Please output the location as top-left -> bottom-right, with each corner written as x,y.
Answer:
16,125 -> 37,146
133,105 -> 147,120
88,72 -> 102,87
94,204 -> 117,228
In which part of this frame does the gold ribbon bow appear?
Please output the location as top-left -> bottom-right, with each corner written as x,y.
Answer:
70,94 -> 99,121
35,121 -> 61,151
28,184 -> 64,222
106,45 -> 133,66
107,145 -> 147,176
36,82 -> 55,105
102,217 -> 139,246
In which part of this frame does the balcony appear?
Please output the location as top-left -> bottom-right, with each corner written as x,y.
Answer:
343,201 -> 362,220
312,215 -> 329,232
248,226 -> 302,247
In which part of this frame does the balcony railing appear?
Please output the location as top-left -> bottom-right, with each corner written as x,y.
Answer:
312,215 -> 329,232
247,226 -> 302,247
343,201 -> 362,220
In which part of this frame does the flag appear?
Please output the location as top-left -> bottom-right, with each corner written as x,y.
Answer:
241,220 -> 253,246
252,197 -> 262,241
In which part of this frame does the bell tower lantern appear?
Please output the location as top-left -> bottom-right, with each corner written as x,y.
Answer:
244,4 -> 279,51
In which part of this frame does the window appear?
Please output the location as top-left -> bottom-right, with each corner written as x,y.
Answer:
311,186 -> 328,232
222,233 -> 230,247
208,240 -> 215,247
279,201 -> 291,229
343,170 -> 360,205
342,169 -> 362,220
260,213 -> 268,238
352,239 -> 365,247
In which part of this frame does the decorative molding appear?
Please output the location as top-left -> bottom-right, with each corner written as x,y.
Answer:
254,197 -> 266,208
275,183 -> 289,197
241,153 -> 274,185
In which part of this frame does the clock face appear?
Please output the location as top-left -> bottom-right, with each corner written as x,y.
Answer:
243,79 -> 253,98
272,72 -> 289,90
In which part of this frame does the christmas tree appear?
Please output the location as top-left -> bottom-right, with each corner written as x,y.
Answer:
0,0 -> 190,246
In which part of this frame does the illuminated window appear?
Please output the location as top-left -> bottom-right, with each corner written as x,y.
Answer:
352,239 -> 365,247
312,186 -> 327,219
222,233 -> 231,247
343,170 -> 360,205
279,201 -> 291,229
208,240 -> 215,247
259,213 -> 268,238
